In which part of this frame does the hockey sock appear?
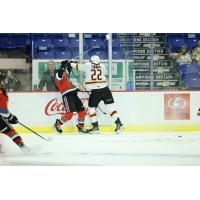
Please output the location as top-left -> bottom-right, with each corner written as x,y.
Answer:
77,110 -> 85,129
4,129 -> 24,147
89,113 -> 97,123
88,107 -> 98,123
92,121 -> 99,128
105,104 -> 118,122
60,112 -> 73,124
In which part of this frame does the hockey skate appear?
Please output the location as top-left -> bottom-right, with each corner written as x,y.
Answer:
54,119 -> 63,134
76,125 -> 88,134
86,126 -> 100,134
115,123 -> 124,134
20,144 -> 31,154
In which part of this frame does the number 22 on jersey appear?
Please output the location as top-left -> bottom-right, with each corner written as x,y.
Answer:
91,69 -> 102,81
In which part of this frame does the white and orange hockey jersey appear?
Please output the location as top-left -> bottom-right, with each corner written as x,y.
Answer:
71,62 -> 108,90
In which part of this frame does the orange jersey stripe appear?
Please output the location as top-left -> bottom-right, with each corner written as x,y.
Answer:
85,81 -> 107,84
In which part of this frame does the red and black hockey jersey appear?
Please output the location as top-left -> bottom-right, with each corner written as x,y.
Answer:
54,71 -> 77,96
0,88 -> 10,118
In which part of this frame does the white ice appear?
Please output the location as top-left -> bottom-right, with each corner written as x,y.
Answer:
1,132 -> 200,166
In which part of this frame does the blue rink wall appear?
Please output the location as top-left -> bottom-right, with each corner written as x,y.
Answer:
8,91 -> 200,134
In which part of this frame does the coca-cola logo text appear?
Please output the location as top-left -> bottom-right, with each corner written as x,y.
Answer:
45,98 -> 89,116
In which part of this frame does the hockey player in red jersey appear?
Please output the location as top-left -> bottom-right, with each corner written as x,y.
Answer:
0,74 -> 30,153
53,60 -> 87,134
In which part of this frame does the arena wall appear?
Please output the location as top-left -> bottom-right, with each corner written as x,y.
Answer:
8,91 -> 200,134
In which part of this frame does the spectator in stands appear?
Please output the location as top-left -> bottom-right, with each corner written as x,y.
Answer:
170,46 -> 192,65
4,70 -> 22,92
192,39 -> 200,64
38,60 -> 58,91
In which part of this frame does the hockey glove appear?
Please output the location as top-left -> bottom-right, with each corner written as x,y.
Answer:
57,68 -> 65,79
69,60 -> 79,64
66,63 -> 72,75
67,60 -> 79,74
61,60 -> 69,70
7,113 -> 18,124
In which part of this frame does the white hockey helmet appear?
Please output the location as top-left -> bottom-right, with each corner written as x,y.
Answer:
90,55 -> 101,65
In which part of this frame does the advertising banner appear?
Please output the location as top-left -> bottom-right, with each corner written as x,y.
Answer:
164,94 -> 190,120
6,91 -> 200,133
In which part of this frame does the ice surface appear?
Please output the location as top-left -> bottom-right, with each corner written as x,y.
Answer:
1,132 -> 200,166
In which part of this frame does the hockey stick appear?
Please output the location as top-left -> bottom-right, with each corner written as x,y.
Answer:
18,122 -> 52,142
71,70 -> 107,115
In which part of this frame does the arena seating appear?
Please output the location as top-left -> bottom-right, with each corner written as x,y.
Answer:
168,37 -> 186,52
54,50 -> 72,59
180,64 -> 199,79
35,39 -> 54,51
180,64 -> 200,89
1,33 -> 200,60
104,39 -> 121,51
53,39 -> 71,51
86,38 -> 105,49
32,33 -> 122,59
0,34 -> 28,49
166,33 -> 199,52
69,38 -> 88,50
36,51 -> 54,59
72,50 -> 90,59
186,38 -> 198,51
184,74 -> 200,90
112,50 -> 124,59
90,49 -> 108,59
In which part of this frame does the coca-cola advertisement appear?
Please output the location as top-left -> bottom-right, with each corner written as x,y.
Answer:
45,97 -> 89,116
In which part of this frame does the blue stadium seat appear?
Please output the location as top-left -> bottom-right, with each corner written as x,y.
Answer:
166,33 -> 186,38
86,38 -> 104,49
53,39 -> 71,51
184,74 -> 200,89
0,35 -> 27,49
9,37 -> 27,48
180,64 -> 191,75
47,33 -> 67,39
54,50 -> 72,59
112,33 -> 118,39
90,50 -> 108,59
35,39 -> 54,51
33,33 -> 48,39
180,64 -> 199,80
168,37 -> 186,52
104,39 -> 121,51
0,37 -> 9,49
186,39 -> 198,51
69,38 -> 87,51
33,33 -> 68,39
89,33 -> 107,39
99,33 -> 107,39
36,51 -> 54,59
112,50 -> 124,59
